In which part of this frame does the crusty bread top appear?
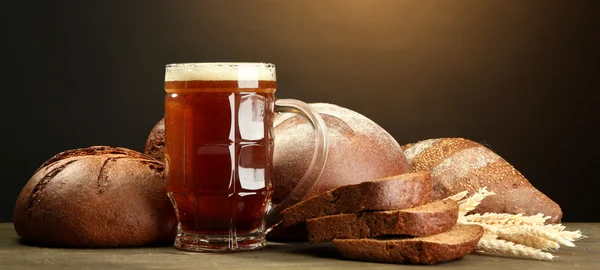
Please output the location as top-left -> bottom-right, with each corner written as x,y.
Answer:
37,145 -> 158,174
273,103 -> 410,203
13,146 -> 174,247
281,171 -> 432,227
402,137 -> 563,223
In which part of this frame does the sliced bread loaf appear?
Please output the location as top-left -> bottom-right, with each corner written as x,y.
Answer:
281,172 -> 432,227
333,224 -> 484,265
306,199 -> 458,243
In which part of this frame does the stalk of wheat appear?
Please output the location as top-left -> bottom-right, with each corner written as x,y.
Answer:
446,188 -> 586,261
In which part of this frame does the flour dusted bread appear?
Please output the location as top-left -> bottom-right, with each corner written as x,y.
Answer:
306,199 -> 458,243
13,146 -> 176,247
333,224 -> 484,265
402,137 -> 562,223
272,103 -> 411,203
281,172 -> 432,227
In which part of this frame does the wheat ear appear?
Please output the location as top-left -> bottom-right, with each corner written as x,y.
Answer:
445,190 -> 468,202
517,225 -> 575,247
458,187 -> 496,216
477,238 -> 554,261
465,213 -> 548,226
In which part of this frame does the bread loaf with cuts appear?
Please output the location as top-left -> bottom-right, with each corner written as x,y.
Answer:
401,137 -> 562,223
13,146 -> 176,247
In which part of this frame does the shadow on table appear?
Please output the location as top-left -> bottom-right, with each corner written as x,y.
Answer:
16,238 -> 173,249
267,241 -> 341,259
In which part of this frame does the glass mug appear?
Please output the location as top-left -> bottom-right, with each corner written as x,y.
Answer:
164,62 -> 329,252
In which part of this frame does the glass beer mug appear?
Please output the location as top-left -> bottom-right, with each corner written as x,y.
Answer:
164,62 -> 328,252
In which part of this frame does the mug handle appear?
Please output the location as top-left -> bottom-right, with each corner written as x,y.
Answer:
266,99 -> 329,229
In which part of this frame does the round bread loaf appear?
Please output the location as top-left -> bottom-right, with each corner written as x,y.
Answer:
272,103 -> 410,203
13,146 -> 176,247
268,103 -> 410,241
144,118 -> 165,161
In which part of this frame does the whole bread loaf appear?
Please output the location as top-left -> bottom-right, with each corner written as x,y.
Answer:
306,199 -> 458,243
273,103 -> 411,203
281,172 -> 432,227
333,224 -> 484,265
13,146 -> 176,247
401,137 -> 562,223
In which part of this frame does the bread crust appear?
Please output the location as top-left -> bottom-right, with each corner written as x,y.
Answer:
333,224 -> 484,265
402,137 -> 563,223
307,199 -> 458,243
144,118 -> 165,161
281,172 -> 432,227
13,146 -> 176,247
273,103 -> 411,203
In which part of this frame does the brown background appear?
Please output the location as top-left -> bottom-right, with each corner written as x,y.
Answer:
2,0 -> 598,221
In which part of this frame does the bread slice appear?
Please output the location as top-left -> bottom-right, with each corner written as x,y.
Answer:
306,199 -> 458,243
281,172 -> 432,227
333,224 -> 484,265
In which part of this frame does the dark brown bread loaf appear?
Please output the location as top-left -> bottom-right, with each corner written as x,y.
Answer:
281,172 -> 432,227
13,146 -> 176,247
401,137 -> 562,223
306,199 -> 458,243
333,224 -> 484,265
144,118 -> 165,161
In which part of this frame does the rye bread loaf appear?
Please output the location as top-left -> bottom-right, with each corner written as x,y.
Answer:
306,199 -> 458,243
13,146 -> 176,247
144,118 -> 165,161
401,137 -> 562,223
272,103 -> 410,203
281,172 -> 432,227
333,224 -> 484,265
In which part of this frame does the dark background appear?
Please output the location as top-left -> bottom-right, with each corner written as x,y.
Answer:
2,0 -> 598,222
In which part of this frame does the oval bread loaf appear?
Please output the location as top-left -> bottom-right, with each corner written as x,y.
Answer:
13,146 -> 176,247
402,137 -> 562,223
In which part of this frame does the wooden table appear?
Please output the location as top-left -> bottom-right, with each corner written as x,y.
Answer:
0,223 -> 597,269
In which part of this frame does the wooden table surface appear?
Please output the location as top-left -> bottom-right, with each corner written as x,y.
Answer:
0,222 -> 597,269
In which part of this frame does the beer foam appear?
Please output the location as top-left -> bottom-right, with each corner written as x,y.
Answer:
165,62 -> 276,82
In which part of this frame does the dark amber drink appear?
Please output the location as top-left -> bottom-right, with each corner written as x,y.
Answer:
165,63 -> 276,251
164,63 -> 329,252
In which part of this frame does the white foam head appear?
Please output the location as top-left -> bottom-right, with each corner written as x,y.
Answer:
165,62 -> 276,82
